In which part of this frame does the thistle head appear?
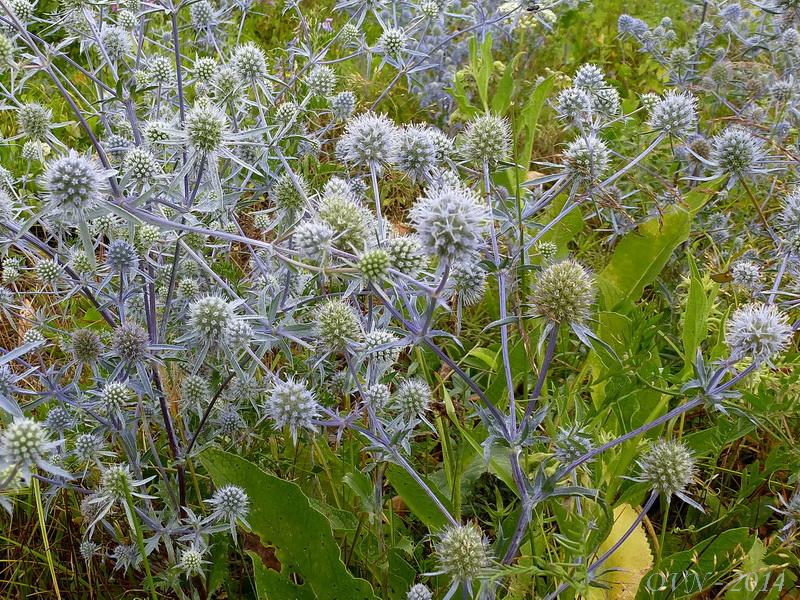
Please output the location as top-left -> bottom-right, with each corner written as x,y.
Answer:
43,150 -> 109,222
305,65 -> 337,97
112,322 -> 150,363
711,127 -> 766,179
359,248 -> 391,281
637,439 -> 696,499
392,378 -> 433,418
725,302 -> 791,364
1,417 -> 49,465
266,377 -> 320,442
434,523 -> 491,585
531,259 -> 595,325
648,90 -> 697,138
17,103 -> 52,140
315,299 -> 363,351
106,240 -> 138,273
460,113 -> 511,165
233,42 -> 267,80
188,294 -> 234,345
336,112 -> 399,172
186,102 -> 228,153
71,328 -> 104,364
294,221 -> 335,261
395,125 -> 437,181
562,135 -> 611,182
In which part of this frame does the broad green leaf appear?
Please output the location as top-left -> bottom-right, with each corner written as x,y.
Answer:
385,464 -> 452,531
681,253 -> 709,371
520,77 -> 554,168
598,183 -> 721,311
492,54 -> 519,115
477,33 -> 493,111
200,449 -> 378,600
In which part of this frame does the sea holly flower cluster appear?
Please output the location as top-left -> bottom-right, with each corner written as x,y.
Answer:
0,0 -> 799,597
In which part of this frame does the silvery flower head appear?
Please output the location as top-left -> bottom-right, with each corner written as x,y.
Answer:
42,150 -> 112,223
648,90 -> 697,138
636,439 -> 698,507
336,112 -> 399,173
395,125 -> 437,182
363,329 -> 401,363
266,376 -> 320,443
305,65 -> 337,97
206,484 -> 251,540
573,63 -> 606,91
617,13 -> 648,37
112,544 -> 141,573
318,193 -> 376,251
123,147 -> 159,181
563,135 -> 611,182
233,42 -> 268,80
106,240 -> 138,273
779,188 -> 800,231
556,86 -> 592,121
432,523 -> 491,598
0,417 -> 62,482
392,378 -> 433,418
460,113 -> 511,165
410,184 -> 489,265
359,248 -> 391,281
294,220 -> 335,261
315,299 -> 363,351
553,425 -> 594,465
71,328 -> 104,364
449,261 -> 488,307
330,91 -> 357,120
17,102 -> 52,140
100,26 -> 132,60
147,55 -> 175,86
112,322 -> 150,363
407,583 -> 432,600
711,127 -> 767,181
725,303 -> 791,365
188,294 -> 235,346
377,27 -> 407,56
386,235 -> 425,275
731,260 -> 761,291
186,102 -> 229,154
531,259 -> 595,328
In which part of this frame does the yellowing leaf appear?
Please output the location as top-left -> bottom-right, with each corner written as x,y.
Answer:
588,504 -> 654,600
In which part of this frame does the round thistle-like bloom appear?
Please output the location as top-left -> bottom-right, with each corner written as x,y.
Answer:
190,0 -> 215,28
639,92 -> 660,113
318,194 -> 375,250
377,27 -> 406,55
450,262 -> 488,307
188,294 -> 234,345
194,56 -> 217,81
1,418 -> 48,466
186,102 -> 228,153
182,375 -> 209,406
105,133 -> 133,160
410,185 -> 489,265
637,439 -> 695,498
100,26 -> 132,60
592,86 -> 621,118
270,172 -> 308,213
315,299 -> 363,351
17,103 -> 53,140
725,303 -> 791,364
648,90 -> 697,138
305,65 -> 337,97
180,548 -> 205,575
208,484 -> 250,530
731,260 -> 761,290
341,23 -> 360,44
0,34 -> 13,64
331,91 -> 356,120
71,328 -> 104,364
37,259 -> 62,285
573,63 -> 606,91
537,241 -> 558,260
460,113 -> 511,165
386,236 -> 425,275
216,407 -> 244,438
22,328 -> 45,346
392,378 -> 432,417
553,426 -> 594,464
363,329 -> 401,363
147,55 -> 175,86
136,224 -> 160,252
434,523 -> 490,585
531,259 -> 594,325
294,220 -> 335,261
336,112 -> 399,172
74,433 -> 105,462
223,319 -> 253,348
556,87 -> 592,120
266,377 -> 319,441
123,147 -> 159,181
101,382 -> 133,411
711,127 -> 765,179
118,8 -> 137,29
407,583 -> 432,600
395,125 -> 437,181
45,407 -> 72,431
22,141 -> 41,162
780,188 -> 800,231
359,248 -> 391,281
562,134 -> 611,182
112,322 -> 149,363
233,42 -> 267,80
106,240 -> 138,273
143,120 -> 171,145
100,464 -> 136,501
42,150 -> 109,222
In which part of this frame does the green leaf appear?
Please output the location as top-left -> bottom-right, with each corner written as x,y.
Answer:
681,253 -> 709,370
476,33 -> 493,111
598,183 -> 721,311
520,77 -> 554,169
200,449 -> 378,600
385,465 -> 453,531
492,54 -> 518,115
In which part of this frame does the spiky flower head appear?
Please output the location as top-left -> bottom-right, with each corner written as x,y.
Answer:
410,185 -> 489,264
637,439 -> 696,499
359,248 -> 391,281
0,417 -> 50,468
556,87 -> 592,121
74,433 -> 106,462
648,90 -> 697,138
553,426 -> 594,464
22,327 -> 45,345
71,328 -> 104,364
37,259 -> 62,285
136,224 -> 160,252
79,540 -> 99,561
266,377 -> 320,442
112,544 -> 141,573
182,374 -> 209,406
407,583 -> 432,600
386,236 -> 425,275
315,299 -> 363,351
711,127 -> 766,179
563,135 -> 611,182
186,102 -> 228,153
188,294 -> 234,345
364,383 -> 391,410
318,194 -> 375,250
725,303 -> 791,364
223,319 -> 253,348
331,91 -> 357,120
573,63 -> 606,91
112,322 -> 149,363
294,221 -> 335,261
100,26 -> 132,60
233,42 -> 267,80
780,188 -> 800,231
190,0 -> 215,27
106,240 -> 138,273
143,119 -> 171,145
305,65 -> 337,97
180,547 -> 205,576
731,260 -> 761,290
45,407 -> 72,432
336,112 -> 399,173
537,241 -> 558,260
270,172 -> 308,214
118,8 -> 137,29
123,148 -> 159,181
42,150 -> 109,222
194,56 -> 217,81
101,382 -> 133,411
17,103 -> 52,141
207,484 -> 251,537
531,259 -> 595,325
395,125 -> 437,181
392,378 -> 433,417
147,55 -> 175,85
10,0 -> 34,20
377,27 -> 407,55
460,113 -> 511,165
363,329 -> 401,363
0,33 -> 13,64
592,86 -> 621,118
434,523 -> 491,586
450,262 -> 488,307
